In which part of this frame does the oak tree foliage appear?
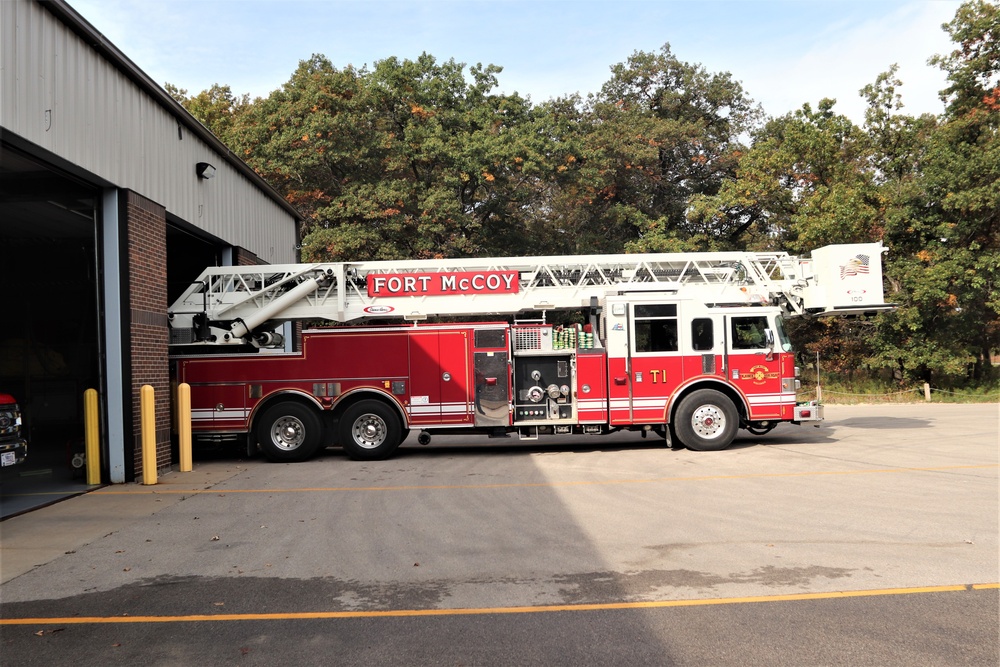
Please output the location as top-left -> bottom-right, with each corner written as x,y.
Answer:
169,1 -> 999,387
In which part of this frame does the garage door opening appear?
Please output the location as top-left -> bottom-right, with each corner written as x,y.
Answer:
0,145 -> 101,517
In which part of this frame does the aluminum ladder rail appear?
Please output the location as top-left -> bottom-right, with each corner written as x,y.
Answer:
168,251 -> 809,347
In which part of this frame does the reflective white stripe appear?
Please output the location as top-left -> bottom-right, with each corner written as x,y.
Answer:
747,394 -> 796,405
631,398 -> 670,409
407,403 -> 471,416
191,409 -> 249,421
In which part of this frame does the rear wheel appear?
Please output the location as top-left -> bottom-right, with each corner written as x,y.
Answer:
339,400 -> 404,460
673,389 -> 738,452
256,402 -> 324,462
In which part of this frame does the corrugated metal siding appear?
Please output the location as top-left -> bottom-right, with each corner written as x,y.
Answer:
0,0 -> 296,263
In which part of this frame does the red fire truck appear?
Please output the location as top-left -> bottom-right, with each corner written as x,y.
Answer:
169,244 -> 891,461
0,392 -> 28,467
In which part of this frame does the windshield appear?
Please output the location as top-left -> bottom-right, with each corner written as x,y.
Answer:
774,315 -> 793,352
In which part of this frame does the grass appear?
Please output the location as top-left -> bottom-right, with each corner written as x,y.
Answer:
796,376 -> 1000,405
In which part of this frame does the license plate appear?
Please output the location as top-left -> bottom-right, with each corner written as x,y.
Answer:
1,452 -> 15,466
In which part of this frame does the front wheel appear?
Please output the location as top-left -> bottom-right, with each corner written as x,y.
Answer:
673,389 -> 738,452
256,402 -> 324,462
339,400 -> 404,461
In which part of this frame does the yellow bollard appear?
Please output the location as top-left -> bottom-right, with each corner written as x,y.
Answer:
141,384 -> 157,485
178,383 -> 192,472
84,388 -> 101,485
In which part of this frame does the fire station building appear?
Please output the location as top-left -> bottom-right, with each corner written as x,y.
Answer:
0,0 -> 300,511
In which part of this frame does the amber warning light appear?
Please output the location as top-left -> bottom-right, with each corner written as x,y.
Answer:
368,271 -> 519,297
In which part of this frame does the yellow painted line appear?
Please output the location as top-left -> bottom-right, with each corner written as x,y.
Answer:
1,583 -> 995,626
89,463 -> 999,496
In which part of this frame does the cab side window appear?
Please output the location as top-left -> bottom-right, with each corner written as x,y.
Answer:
633,304 -> 678,353
732,316 -> 769,350
691,318 -> 714,351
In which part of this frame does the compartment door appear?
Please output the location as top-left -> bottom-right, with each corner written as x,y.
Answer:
627,302 -> 682,424
474,351 -> 509,427
408,330 -> 473,425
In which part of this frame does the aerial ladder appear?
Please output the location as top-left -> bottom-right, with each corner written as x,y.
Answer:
168,243 -> 892,349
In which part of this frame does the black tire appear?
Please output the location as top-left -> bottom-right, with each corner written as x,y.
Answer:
339,400 -> 404,461
673,389 -> 738,452
256,402 -> 324,462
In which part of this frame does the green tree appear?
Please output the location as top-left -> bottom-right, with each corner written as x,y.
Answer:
229,55 -> 376,244
930,0 -> 1000,118
166,83 -> 251,144
341,53 -> 546,260
165,11 -> 998,388
692,98 -> 891,376
232,53 -> 553,261
689,99 -> 882,254
871,0 -> 1000,383
550,44 -> 759,254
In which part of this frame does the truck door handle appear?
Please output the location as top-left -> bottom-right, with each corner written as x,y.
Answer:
485,377 -> 497,386
614,376 -> 628,385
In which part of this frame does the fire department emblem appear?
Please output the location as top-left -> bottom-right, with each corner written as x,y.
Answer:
741,364 -> 779,385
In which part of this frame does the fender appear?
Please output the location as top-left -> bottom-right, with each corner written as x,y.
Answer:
330,386 -> 409,426
248,389 -> 324,428
662,375 -> 750,424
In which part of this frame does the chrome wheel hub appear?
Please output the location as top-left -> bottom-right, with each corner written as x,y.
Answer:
271,416 -> 305,450
352,414 -> 387,449
691,405 -> 726,439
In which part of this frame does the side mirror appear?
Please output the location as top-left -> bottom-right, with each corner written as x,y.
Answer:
764,329 -> 775,348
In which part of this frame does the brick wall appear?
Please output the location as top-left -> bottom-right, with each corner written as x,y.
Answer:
234,246 -> 263,266
126,191 -> 171,478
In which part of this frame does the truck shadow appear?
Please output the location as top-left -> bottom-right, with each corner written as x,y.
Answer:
194,417 -> 898,463
827,416 -> 931,430
322,434 -> 674,460
312,423 -> 845,460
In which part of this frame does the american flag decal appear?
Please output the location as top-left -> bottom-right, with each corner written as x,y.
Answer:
840,254 -> 870,279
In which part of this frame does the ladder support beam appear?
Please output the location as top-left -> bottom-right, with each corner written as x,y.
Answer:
168,244 -> 889,347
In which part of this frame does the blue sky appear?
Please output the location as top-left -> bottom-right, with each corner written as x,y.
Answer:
69,0 -> 961,123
